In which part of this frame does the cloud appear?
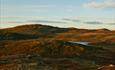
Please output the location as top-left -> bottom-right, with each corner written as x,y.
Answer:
7,21 -> 26,23
109,23 -> 115,25
63,18 -> 81,22
28,20 -> 67,23
83,0 -> 115,9
84,21 -> 103,24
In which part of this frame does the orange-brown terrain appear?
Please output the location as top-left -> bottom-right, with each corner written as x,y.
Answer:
0,24 -> 115,70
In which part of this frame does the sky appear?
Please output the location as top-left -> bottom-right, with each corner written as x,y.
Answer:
0,0 -> 115,30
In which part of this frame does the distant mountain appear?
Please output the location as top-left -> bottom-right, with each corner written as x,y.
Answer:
0,24 -> 115,43
0,24 -> 69,40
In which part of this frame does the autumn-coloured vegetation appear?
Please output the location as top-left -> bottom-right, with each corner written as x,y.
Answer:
0,24 -> 115,70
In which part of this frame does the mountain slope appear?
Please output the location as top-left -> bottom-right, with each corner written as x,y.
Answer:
0,24 -> 115,70
0,24 -> 115,44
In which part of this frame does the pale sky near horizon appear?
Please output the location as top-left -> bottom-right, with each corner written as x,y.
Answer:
0,0 -> 115,30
